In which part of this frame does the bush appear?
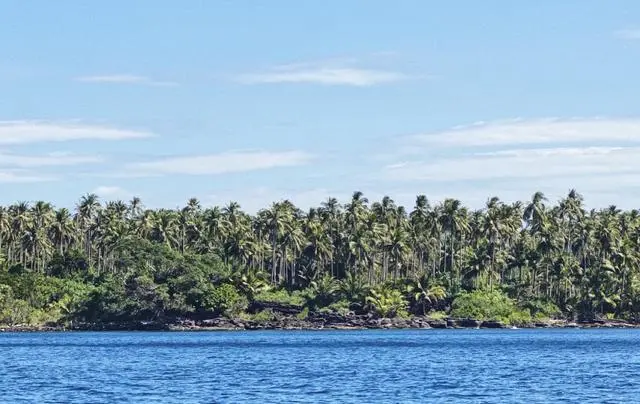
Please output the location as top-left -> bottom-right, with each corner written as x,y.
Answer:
428,310 -> 448,320
203,284 -> 248,317
365,287 -> 409,318
451,290 -> 531,325
240,309 -> 276,322
296,307 -> 309,320
253,289 -> 305,306
522,299 -> 562,320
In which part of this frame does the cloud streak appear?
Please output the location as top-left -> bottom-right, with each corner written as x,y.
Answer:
0,152 -> 102,167
239,66 -> 407,86
128,150 -> 312,176
76,74 -> 178,87
0,121 -> 154,144
385,146 -> 640,182
407,118 -> 640,148
0,170 -> 55,183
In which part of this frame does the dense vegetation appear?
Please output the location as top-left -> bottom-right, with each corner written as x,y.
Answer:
1,190 -> 640,327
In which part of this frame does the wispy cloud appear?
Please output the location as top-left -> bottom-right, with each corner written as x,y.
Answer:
0,169 -> 55,183
407,117 -> 640,148
614,29 -> 640,40
238,66 -> 408,86
384,146 -> 640,182
379,117 -> 640,208
0,151 -> 102,167
128,150 -> 312,176
235,52 -> 421,87
0,121 -> 154,144
75,74 -> 178,87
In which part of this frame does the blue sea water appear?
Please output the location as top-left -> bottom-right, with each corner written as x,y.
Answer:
1,329 -> 639,403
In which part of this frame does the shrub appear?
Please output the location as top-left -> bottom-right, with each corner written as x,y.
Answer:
427,310 -> 448,320
317,300 -> 352,316
451,290 -> 531,325
522,299 -> 562,320
296,307 -> 309,320
305,275 -> 339,309
240,309 -> 276,322
253,289 -> 305,306
203,284 -> 248,317
365,287 -> 409,318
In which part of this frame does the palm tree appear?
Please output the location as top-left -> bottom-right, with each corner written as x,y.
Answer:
438,198 -> 470,291
406,274 -> 447,315
76,194 -> 101,263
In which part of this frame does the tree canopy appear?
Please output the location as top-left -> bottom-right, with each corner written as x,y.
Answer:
1,190 -> 640,326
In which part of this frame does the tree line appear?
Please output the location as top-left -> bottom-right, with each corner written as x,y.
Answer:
1,189 -> 639,325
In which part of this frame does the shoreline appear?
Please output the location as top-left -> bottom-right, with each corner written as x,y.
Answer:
2,316 -> 639,333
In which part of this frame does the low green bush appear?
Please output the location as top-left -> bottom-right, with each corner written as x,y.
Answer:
365,287 -> 409,318
203,283 -> 248,317
240,309 -> 276,322
296,307 -> 309,320
317,300 -> 352,316
253,289 -> 306,306
451,290 -> 532,325
522,299 -> 562,320
427,310 -> 448,320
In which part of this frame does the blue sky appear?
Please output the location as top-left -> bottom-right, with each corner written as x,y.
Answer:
2,1 -> 640,212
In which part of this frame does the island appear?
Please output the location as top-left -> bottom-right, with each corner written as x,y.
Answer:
1,190 -> 638,331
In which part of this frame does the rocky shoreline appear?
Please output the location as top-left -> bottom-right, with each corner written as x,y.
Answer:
2,313 -> 639,332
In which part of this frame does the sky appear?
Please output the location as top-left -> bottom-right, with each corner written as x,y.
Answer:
2,1 -> 640,212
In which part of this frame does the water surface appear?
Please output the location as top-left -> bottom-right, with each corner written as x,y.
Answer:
1,329 -> 639,403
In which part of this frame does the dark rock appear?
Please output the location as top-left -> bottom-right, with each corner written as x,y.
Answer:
480,320 -> 506,329
410,317 -> 432,329
249,301 -> 303,315
427,320 -> 448,329
455,318 -> 482,328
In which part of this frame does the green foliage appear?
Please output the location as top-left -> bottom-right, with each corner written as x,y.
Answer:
522,299 -> 562,320
3,189 -> 640,326
254,289 -> 306,306
0,284 -> 32,325
304,274 -> 339,309
46,250 -> 90,279
338,271 -> 370,308
405,274 -> 447,315
451,290 -> 532,325
365,287 -> 409,318
241,309 -> 276,322
202,283 -> 248,317
296,307 -> 309,320
318,300 -> 352,316
428,310 -> 448,320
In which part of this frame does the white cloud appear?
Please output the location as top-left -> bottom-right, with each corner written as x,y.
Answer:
239,67 -> 406,86
0,152 -> 102,167
614,29 -> 640,40
384,146 -> 640,182
380,117 -> 640,209
75,74 -> 178,87
408,118 -> 640,148
0,170 -> 55,183
92,186 -> 131,199
128,150 -> 312,176
0,121 -> 154,144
